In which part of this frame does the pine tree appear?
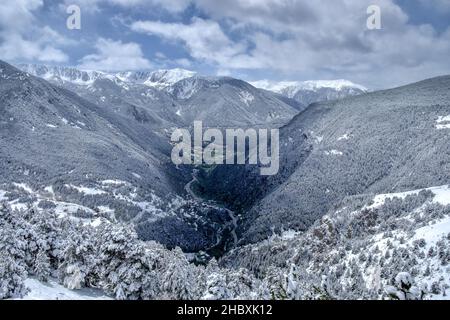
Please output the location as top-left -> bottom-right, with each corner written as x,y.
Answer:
34,249 -> 51,282
97,223 -> 156,299
203,259 -> 229,299
58,224 -> 97,290
0,251 -> 28,299
385,272 -> 425,300
160,248 -> 205,300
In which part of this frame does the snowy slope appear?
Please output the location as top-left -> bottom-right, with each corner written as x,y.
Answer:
144,68 -> 197,88
223,185 -> 450,299
17,278 -> 111,300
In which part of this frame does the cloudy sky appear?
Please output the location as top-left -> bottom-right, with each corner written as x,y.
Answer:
1,0 -> 450,89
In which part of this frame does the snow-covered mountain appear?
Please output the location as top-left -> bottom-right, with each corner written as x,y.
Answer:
116,68 -> 197,89
251,79 -> 368,107
17,64 -> 109,85
167,76 -> 302,127
17,64 -> 196,89
0,60 -> 230,253
251,79 -> 368,94
17,64 -> 302,128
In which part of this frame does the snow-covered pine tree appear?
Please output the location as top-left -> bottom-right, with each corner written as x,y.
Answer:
225,267 -> 260,300
0,251 -> 28,299
96,223 -> 158,299
160,247 -> 205,300
385,272 -> 425,300
58,224 -> 97,289
34,249 -> 51,282
203,259 -> 229,299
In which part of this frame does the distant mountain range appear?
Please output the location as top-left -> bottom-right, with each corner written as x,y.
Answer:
16,64 -> 305,128
251,79 -> 368,107
17,64 -> 368,122
17,64 -> 197,89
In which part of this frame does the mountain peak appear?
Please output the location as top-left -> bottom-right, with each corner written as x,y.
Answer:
15,63 -> 196,89
250,78 -> 368,107
144,68 -> 196,88
250,79 -> 368,94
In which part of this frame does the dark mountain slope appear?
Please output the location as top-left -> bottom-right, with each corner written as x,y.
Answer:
169,76 -> 302,128
0,60 -> 175,193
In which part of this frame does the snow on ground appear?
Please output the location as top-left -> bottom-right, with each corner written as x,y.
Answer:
44,185 -> 54,195
66,184 -> 107,195
101,179 -> 128,186
2,179 -> 183,227
13,183 -> 33,193
337,133 -> 351,141
279,229 -> 302,240
368,185 -> 450,209
412,215 -> 450,244
52,201 -> 97,218
310,131 -> 323,144
359,185 -> 450,299
2,183 -> 97,219
239,90 -> 255,106
436,115 -> 450,129
142,68 -> 196,88
132,172 -> 142,179
18,278 -> 111,300
325,149 -> 343,156
10,200 -> 28,211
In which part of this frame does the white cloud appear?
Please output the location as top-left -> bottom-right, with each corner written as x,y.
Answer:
78,38 -> 152,71
131,18 -> 249,67
129,0 -> 450,88
64,0 -> 191,13
0,0 -> 70,63
175,58 -> 192,68
0,34 -> 68,63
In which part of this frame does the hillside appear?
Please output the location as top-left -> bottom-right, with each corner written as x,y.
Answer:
197,75 -> 450,243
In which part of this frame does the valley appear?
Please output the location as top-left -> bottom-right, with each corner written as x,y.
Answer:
1,60 -> 450,300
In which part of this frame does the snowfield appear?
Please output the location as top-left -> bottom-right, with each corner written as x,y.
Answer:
17,278 -> 111,300
436,115 -> 450,129
325,149 -> 344,156
368,185 -> 450,209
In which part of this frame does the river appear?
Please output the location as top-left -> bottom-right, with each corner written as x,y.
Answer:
185,169 -> 238,249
